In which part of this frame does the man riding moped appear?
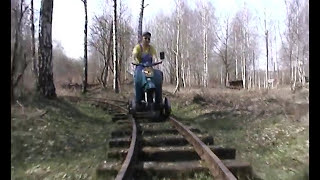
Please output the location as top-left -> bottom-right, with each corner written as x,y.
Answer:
131,31 -> 163,111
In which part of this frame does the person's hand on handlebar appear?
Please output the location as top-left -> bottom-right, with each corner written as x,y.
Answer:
153,61 -> 162,65
132,59 -> 140,65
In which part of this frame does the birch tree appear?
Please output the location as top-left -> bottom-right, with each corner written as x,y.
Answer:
214,15 -> 231,87
173,0 -> 182,94
30,0 -> 37,81
81,0 -> 88,93
241,6 -> 255,89
89,2 -> 134,88
89,15 -> 113,88
264,10 -> 269,89
281,0 -> 308,90
138,0 -> 148,43
200,1 -> 209,87
145,13 -> 176,85
117,1 -> 134,85
227,6 -> 259,89
230,12 -> 245,83
112,0 -> 119,93
11,0 -> 29,101
37,0 -> 56,98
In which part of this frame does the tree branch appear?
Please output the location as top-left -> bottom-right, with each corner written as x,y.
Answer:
171,48 -> 177,55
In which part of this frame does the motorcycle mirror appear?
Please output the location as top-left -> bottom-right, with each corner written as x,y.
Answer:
160,52 -> 165,60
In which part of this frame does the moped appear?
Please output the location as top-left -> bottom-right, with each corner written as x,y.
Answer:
128,52 -> 171,120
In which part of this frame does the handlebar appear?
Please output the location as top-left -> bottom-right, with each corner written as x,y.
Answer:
132,61 -> 162,67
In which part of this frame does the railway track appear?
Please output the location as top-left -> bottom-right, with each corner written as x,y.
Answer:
63,96 -> 255,180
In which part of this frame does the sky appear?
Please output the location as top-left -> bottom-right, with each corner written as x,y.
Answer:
32,0 -> 287,61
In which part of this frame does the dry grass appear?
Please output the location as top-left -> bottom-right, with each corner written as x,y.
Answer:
11,93 -> 115,180
11,83 -> 308,180
169,86 -> 309,180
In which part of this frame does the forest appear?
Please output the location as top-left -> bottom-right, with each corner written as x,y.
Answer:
11,0 -> 309,99
11,0 -> 309,179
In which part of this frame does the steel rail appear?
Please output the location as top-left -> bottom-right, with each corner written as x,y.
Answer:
93,98 -> 138,180
70,96 -> 137,180
115,114 -> 137,180
170,117 -> 237,180
62,96 -> 237,179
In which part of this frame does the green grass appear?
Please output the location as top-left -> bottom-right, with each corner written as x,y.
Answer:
11,96 -> 115,180
11,89 -> 309,180
171,101 -> 309,180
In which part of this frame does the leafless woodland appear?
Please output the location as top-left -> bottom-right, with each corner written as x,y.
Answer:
11,0 -> 309,100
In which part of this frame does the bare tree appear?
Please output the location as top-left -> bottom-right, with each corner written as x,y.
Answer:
105,22 -> 113,86
89,15 -> 113,88
11,0 -> 29,101
214,15 -> 231,87
137,0 -> 148,43
230,11 -> 246,84
234,29 -> 239,80
281,0 -> 308,91
30,0 -> 37,81
81,0 -> 88,93
252,50 -> 256,88
241,8 -> 250,89
37,0 -> 56,98
112,0 -> 119,93
117,1 -> 133,87
145,13 -> 176,85
173,0 -> 182,94
263,10 -> 270,89
200,1 -> 209,87
89,1 -> 134,89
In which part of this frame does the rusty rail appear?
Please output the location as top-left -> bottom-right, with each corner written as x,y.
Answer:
93,99 -> 139,180
62,96 -> 239,179
90,99 -> 138,180
64,96 -> 138,180
170,117 -> 237,180
115,115 -> 137,180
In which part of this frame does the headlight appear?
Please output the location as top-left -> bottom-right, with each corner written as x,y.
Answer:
143,68 -> 154,77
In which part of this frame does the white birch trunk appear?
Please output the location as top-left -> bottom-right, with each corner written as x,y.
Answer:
181,52 -> 186,88
202,9 -> 208,88
220,66 -> 223,85
235,57 -> 238,80
187,49 -> 191,87
252,51 -> 255,89
264,13 -> 269,89
241,34 -> 245,89
173,0 -> 181,94
235,32 -> 238,80
290,48 -> 294,83
258,72 -> 261,90
242,56 -> 245,89
248,74 -> 251,89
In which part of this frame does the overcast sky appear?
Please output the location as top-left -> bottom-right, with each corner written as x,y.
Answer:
32,0 -> 287,61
